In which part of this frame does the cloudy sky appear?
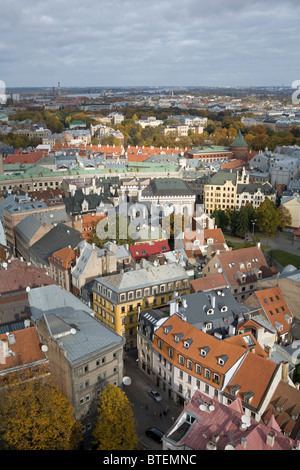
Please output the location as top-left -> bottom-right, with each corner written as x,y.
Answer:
1,0 -> 299,88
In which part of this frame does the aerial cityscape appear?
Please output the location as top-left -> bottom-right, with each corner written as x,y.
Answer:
0,0 -> 300,457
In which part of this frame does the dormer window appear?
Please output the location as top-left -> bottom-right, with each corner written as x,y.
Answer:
206,308 -> 214,315
174,333 -> 183,343
217,355 -> 228,366
205,322 -> 212,330
221,306 -> 227,312
230,384 -> 241,396
200,346 -> 210,357
244,391 -> 254,403
184,339 -> 193,349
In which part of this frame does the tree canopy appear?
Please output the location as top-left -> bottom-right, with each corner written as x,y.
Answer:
0,373 -> 82,450
92,384 -> 138,451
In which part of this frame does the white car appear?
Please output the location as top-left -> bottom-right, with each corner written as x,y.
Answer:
148,389 -> 162,402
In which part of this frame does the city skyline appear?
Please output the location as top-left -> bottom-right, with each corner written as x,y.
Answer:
1,0 -> 300,88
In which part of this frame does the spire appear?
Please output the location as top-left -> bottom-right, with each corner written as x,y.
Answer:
231,129 -> 247,147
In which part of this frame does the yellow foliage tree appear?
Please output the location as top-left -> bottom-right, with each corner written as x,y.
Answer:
0,373 -> 82,450
92,384 -> 138,450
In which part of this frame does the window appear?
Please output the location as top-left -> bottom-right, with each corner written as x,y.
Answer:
187,359 -> 193,370
196,364 -> 202,375
178,355 -> 185,366
204,369 -> 211,379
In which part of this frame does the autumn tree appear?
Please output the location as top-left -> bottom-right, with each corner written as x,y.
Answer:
0,373 -> 82,450
255,198 -> 279,235
276,205 -> 292,229
92,384 -> 138,451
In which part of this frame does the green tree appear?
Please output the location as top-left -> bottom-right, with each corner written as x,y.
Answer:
255,198 -> 279,235
0,373 -> 82,450
211,209 -> 230,231
276,205 -> 292,229
92,384 -> 138,451
235,208 -> 250,238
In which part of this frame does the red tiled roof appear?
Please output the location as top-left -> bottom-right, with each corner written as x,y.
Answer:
0,259 -> 56,296
190,273 -> 228,293
214,245 -> 273,287
130,240 -> 170,261
4,150 -> 49,165
168,390 -> 298,450
0,327 -> 47,372
254,286 -> 293,336
223,352 -> 279,411
49,247 -> 78,270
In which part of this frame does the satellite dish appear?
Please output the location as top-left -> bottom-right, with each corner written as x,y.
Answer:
122,376 -> 132,386
2,262 -> 7,269
41,345 -> 48,352
218,268 -> 223,273
26,286 -> 30,292
200,404 -> 207,411
225,445 -> 235,450
70,328 -> 76,335
240,423 -> 247,430
209,405 -> 215,411
241,414 -> 251,424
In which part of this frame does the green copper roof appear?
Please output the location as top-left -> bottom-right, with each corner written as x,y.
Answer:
230,130 -> 247,147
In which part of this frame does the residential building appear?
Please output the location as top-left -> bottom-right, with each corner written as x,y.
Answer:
0,326 -> 49,383
71,240 -> 118,296
92,262 -> 190,349
243,286 -> 294,343
14,208 -> 73,261
189,273 -> 229,294
137,308 -> 167,378
29,223 -> 82,269
279,195 -> 300,229
168,288 -> 254,338
48,246 -> 78,291
235,182 -> 276,210
0,259 -> 56,332
202,243 -> 273,302
129,239 -> 170,262
262,379 -> 300,441
163,390 -> 299,450
152,312 -> 248,405
183,227 -> 227,257
29,285 -> 125,436
203,170 -> 238,215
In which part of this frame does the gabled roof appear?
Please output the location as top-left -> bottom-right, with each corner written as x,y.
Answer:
154,313 -> 247,381
0,327 -> 47,373
254,286 -> 293,336
190,273 -> 228,293
262,379 -> 300,440
223,352 -> 280,411
129,239 -> 170,261
164,390 -> 298,450
214,245 -> 272,287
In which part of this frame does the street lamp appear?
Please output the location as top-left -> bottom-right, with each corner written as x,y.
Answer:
251,219 -> 257,239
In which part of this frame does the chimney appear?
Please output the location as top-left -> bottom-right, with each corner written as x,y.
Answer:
240,438 -> 247,449
281,361 -> 289,383
266,432 -> 275,447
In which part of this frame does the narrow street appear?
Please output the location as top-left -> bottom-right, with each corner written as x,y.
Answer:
123,348 -> 183,450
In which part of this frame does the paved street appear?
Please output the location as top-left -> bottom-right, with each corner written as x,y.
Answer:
123,349 -> 183,450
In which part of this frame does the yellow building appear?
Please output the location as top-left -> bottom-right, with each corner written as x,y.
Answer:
203,168 -> 249,214
92,263 -> 190,349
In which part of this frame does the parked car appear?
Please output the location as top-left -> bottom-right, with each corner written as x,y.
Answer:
145,427 -> 164,443
148,389 -> 162,402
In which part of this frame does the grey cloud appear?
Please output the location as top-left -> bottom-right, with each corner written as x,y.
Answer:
0,0 -> 299,87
